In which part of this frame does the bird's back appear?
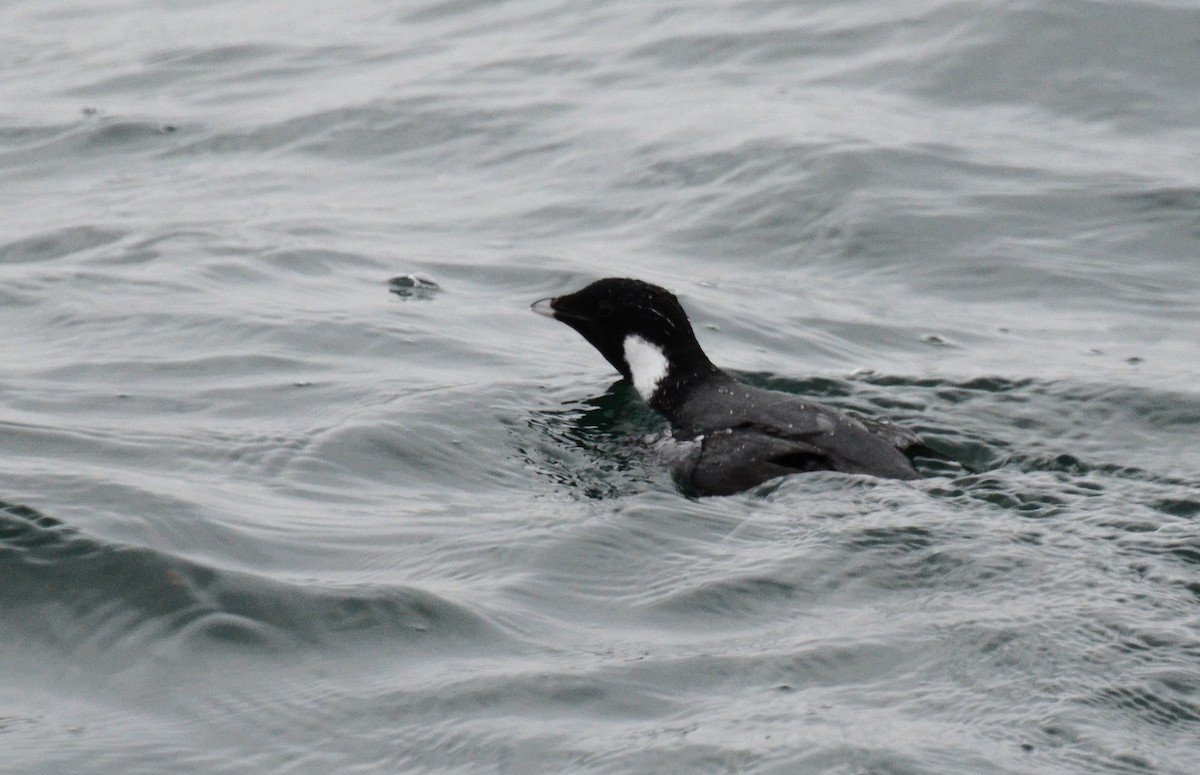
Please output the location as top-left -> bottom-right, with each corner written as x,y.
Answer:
669,374 -> 920,492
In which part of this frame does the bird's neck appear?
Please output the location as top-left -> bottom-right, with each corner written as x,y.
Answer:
620,332 -> 722,422
644,358 -> 725,423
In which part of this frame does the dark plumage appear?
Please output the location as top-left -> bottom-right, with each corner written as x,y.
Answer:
532,278 -> 926,495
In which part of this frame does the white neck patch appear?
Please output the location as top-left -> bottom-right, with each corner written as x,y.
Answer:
623,334 -> 669,402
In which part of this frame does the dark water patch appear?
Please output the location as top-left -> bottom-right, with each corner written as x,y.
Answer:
638,140 -> 1037,270
1055,747 -> 1162,775
643,574 -> 800,621
9,270 -> 196,312
629,29 -> 782,69
166,98 -> 566,165
1003,456 -> 1200,514
1114,527 -> 1200,585
630,139 -> 813,192
468,52 -> 593,80
0,713 -> 38,735
259,247 -> 379,277
1073,616 -> 1200,670
922,464 -> 1198,534
843,524 -> 936,551
1152,670 -> 1200,700
520,385 -> 666,499
874,376 -> 1199,477
1039,382 -> 1200,430
740,372 -> 855,398
0,287 -> 36,307
863,374 -> 1037,395
165,105 -> 405,159
99,229 -> 216,266
1123,187 -> 1200,216
0,502 -> 68,553
515,202 -> 653,240
1166,541 -> 1200,567
742,371 -> 1012,429
1108,190 -> 1200,291
906,1 -> 1200,127
0,116 -> 181,170
1088,684 -> 1200,727
666,175 -> 838,262
39,115 -> 183,160
386,667 -> 675,725
836,532 -> 983,591
79,118 -> 180,148
287,100 -> 540,161
0,120 -> 78,153
1113,628 -> 1195,657
630,492 -> 1038,623
148,42 -> 285,68
302,411 -> 523,496
402,0 -> 506,23
0,501 -> 504,657
0,225 -> 125,264
35,353 -> 312,386
73,42 -> 360,99
934,473 -> 1072,519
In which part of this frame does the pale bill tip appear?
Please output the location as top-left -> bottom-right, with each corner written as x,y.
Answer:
531,297 -> 557,318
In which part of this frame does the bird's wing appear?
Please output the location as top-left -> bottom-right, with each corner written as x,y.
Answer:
673,426 -> 835,495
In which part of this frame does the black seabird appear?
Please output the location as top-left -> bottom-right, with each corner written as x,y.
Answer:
532,277 -> 928,495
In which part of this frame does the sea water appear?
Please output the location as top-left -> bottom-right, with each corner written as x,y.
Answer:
2,1 -> 1199,772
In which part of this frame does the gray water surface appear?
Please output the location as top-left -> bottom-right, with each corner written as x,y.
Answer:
2,1 -> 1199,773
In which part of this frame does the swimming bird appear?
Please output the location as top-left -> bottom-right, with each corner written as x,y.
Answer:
532,277 -> 928,495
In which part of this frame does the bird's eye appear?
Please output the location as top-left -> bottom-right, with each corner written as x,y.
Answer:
597,301 -> 613,318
